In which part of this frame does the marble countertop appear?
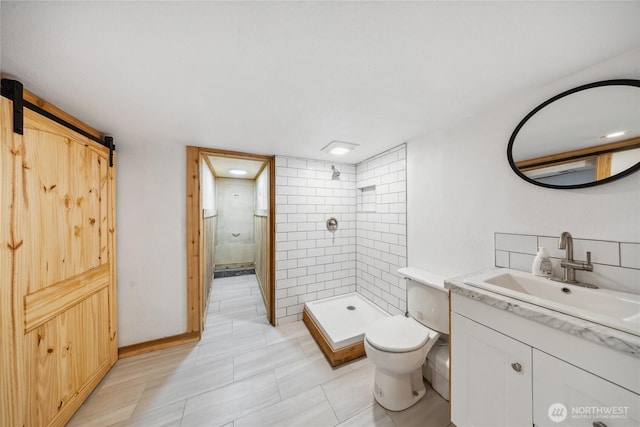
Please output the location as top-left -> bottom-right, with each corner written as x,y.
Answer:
445,268 -> 640,359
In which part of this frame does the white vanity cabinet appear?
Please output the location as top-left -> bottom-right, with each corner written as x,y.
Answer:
451,313 -> 532,427
533,350 -> 640,427
450,292 -> 640,427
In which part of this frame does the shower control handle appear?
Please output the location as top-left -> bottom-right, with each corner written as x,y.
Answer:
326,217 -> 338,231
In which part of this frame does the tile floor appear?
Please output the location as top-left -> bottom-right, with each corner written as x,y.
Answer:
67,274 -> 450,426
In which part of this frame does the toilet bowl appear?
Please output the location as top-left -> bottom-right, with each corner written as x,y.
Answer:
364,267 -> 449,411
365,316 -> 440,411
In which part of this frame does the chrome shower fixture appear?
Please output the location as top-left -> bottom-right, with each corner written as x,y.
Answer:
331,165 -> 341,180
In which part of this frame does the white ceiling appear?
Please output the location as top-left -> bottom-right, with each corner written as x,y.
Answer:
2,1 -> 640,164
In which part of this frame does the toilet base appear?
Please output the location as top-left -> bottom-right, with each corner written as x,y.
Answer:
372,367 -> 426,411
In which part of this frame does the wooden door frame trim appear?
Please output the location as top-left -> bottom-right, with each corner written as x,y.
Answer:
186,146 -> 276,335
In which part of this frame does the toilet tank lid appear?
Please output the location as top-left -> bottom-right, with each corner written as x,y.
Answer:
366,316 -> 437,353
398,267 -> 447,292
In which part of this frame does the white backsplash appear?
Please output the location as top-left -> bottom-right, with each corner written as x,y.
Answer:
495,232 -> 640,294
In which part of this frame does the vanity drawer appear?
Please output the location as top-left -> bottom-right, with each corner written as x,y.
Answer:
533,350 -> 640,427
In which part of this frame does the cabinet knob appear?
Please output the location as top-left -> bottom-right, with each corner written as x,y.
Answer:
511,362 -> 522,372
592,422 -> 607,427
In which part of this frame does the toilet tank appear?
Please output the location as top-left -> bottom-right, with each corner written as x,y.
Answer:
399,267 -> 449,334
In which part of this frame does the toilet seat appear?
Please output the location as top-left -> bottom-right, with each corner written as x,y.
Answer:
366,315 -> 437,353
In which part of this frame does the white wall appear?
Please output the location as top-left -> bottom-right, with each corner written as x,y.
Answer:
116,48 -> 640,347
116,141 -> 187,346
255,164 -> 269,213
202,161 -> 216,211
407,48 -> 640,284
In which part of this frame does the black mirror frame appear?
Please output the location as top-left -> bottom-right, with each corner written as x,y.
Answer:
507,79 -> 640,189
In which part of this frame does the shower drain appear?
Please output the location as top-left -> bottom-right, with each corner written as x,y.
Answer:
346,305 -> 356,311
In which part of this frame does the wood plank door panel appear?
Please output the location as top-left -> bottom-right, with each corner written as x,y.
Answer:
1,96 -> 117,426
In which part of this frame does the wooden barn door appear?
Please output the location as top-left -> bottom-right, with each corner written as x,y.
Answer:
1,87 -> 117,426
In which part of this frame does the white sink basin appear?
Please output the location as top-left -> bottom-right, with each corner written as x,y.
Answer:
463,269 -> 640,337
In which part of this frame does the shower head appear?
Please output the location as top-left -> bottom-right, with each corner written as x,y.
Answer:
331,165 -> 341,180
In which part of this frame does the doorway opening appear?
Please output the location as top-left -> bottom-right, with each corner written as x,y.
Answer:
186,147 -> 275,336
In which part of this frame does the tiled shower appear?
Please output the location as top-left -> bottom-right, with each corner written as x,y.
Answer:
275,144 -> 408,324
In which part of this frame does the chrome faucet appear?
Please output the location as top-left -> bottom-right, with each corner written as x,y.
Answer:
558,231 -> 594,285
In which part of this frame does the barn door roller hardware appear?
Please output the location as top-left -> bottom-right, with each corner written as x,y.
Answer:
1,78 -> 115,167
0,78 -> 24,135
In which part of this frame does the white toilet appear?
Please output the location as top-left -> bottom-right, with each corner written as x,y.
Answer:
364,267 -> 449,411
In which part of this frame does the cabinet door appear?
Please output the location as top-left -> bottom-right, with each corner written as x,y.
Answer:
533,350 -> 640,427
451,313 -> 533,427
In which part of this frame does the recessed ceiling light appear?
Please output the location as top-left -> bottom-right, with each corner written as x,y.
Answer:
229,169 -> 247,176
321,140 -> 360,156
603,130 -> 629,139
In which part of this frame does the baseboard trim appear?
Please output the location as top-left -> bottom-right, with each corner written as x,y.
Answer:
118,331 -> 200,359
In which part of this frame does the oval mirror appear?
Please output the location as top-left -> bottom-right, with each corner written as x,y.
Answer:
508,79 -> 640,189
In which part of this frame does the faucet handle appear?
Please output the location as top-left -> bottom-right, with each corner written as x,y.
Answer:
584,251 -> 593,271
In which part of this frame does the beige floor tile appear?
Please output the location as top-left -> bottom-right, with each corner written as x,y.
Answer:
299,332 -> 324,357
98,344 -> 199,393
233,337 -> 307,380
275,353 -> 352,399
256,301 -> 267,314
234,386 -> 338,427
337,404 -> 396,427
201,319 -> 234,341
197,330 -> 267,364
181,371 -> 280,426
207,305 -> 259,322
207,301 -> 220,313
109,400 -> 186,427
346,356 -> 372,371
385,386 -> 451,427
132,357 -> 234,417
263,319 -> 310,345
69,274 -> 449,426
219,293 -> 265,311
67,380 -> 147,426
232,315 -> 272,337
322,362 -> 376,422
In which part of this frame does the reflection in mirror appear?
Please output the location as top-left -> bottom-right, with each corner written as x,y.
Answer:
508,80 -> 640,189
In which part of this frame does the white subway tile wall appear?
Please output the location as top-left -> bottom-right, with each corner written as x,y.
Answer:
275,157 -> 357,324
274,146 -> 408,324
494,232 -> 640,294
356,145 -> 408,315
